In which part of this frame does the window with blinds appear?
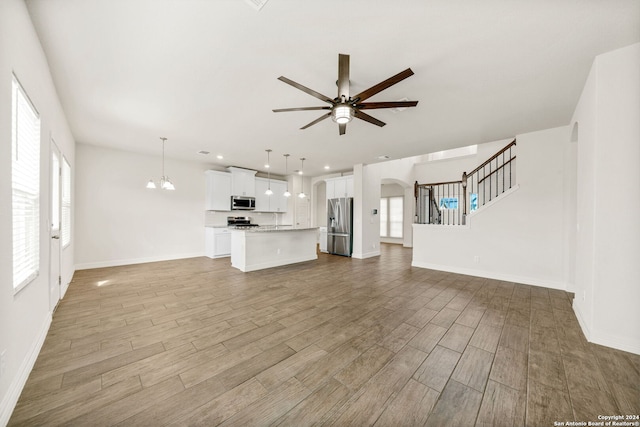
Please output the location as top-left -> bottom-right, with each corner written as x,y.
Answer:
12,75 -> 41,292
380,196 -> 403,239
62,157 -> 71,247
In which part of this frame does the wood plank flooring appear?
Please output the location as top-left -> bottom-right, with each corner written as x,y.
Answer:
9,244 -> 640,426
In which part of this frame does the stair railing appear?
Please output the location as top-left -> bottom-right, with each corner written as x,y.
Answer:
415,139 -> 516,225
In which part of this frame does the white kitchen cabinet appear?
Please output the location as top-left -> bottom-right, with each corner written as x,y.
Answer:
325,176 -> 354,199
205,170 -> 232,211
254,177 -> 288,212
228,167 -> 256,197
205,227 -> 231,258
319,226 -> 328,253
254,177 -> 270,212
270,180 -> 288,212
345,176 -> 354,197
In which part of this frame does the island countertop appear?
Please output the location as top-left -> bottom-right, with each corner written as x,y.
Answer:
233,226 -> 318,233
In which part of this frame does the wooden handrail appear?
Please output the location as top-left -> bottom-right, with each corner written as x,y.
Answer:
416,180 -> 462,188
415,138 -> 517,225
477,156 -> 517,185
467,139 -> 516,177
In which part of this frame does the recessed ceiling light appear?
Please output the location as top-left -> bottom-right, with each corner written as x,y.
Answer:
324,165 -> 330,170
378,155 -> 390,160
216,154 -> 224,160
198,150 -> 210,155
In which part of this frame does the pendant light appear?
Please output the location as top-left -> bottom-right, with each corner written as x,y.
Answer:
298,157 -> 306,199
146,137 -> 175,190
264,149 -> 273,195
283,154 -> 291,197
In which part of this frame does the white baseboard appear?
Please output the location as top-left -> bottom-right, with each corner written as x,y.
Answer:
573,300 -> 640,355
75,252 -> 205,270
352,250 -> 381,259
411,260 -> 568,290
589,331 -> 640,356
573,299 -> 592,340
0,314 -> 52,426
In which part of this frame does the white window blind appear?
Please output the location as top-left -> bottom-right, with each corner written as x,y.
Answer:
379,198 -> 388,237
380,196 -> 403,239
389,196 -> 403,238
61,157 -> 71,247
12,76 -> 41,291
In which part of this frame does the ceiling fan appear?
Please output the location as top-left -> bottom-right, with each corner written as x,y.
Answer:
273,54 -> 418,135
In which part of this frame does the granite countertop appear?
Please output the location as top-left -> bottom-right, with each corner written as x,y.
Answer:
237,226 -> 318,233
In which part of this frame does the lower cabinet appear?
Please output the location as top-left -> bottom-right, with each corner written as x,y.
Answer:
205,228 -> 231,258
319,226 -> 328,253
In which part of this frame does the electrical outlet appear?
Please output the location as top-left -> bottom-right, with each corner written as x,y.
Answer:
474,256 -> 480,263
0,350 -> 6,379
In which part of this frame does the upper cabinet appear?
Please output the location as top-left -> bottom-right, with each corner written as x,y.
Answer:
205,170 -> 232,211
228,167 -> 256,197
270,180 -> 288,212
206,167 -> 289,212
325,176 -> 354,199
255,177 -> 288,212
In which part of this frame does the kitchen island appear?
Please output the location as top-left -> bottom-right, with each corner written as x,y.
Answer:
230,226 -> 319,272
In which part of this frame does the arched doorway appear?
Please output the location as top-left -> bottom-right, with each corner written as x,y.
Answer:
380,178 -> 414,248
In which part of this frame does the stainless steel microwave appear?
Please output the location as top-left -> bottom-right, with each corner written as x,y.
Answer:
231,195 -> 255,210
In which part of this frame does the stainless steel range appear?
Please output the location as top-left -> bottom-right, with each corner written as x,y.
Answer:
227,216 -> 259,229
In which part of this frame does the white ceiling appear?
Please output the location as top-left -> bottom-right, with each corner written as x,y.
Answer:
25,0 -> 640,177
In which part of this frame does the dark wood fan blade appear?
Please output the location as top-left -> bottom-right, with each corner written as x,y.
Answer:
339,123 -> 347,135
353,68 -> 414,102
338,54 -> 350,100
273,106 -> 331,112
300,113 -> 331,129
354,110 -> 386,127
356,101 -> 418,109
277,76 -> 334,104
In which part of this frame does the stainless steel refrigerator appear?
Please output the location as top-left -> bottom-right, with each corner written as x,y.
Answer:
327,197 -> 353,256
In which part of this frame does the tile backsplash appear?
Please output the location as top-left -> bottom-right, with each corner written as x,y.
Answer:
204,211 -> 287,227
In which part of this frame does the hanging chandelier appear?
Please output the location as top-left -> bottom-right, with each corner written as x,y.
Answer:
265,149 -> 273,195
298,157 -> 306,198
283,154 -> 291,197
146,137 -> 175,190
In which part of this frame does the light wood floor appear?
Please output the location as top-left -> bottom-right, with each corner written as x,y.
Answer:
9,244 -> 640,426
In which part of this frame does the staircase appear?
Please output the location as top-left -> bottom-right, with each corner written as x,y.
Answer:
414,139 -> 516,225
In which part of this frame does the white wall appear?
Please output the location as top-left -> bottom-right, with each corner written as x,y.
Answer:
413,139 -> 510,184
75,144 -> 207,269
572,43 -> 640,354
412,126 -> 570,290
0,0 -> 76,423
353,156 -> 420,258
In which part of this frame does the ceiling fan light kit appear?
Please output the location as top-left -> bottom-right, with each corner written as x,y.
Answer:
332,104 -> 353,124
273,53 -> 418,135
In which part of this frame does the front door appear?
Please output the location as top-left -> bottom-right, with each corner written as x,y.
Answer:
49,140 -> 61,312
